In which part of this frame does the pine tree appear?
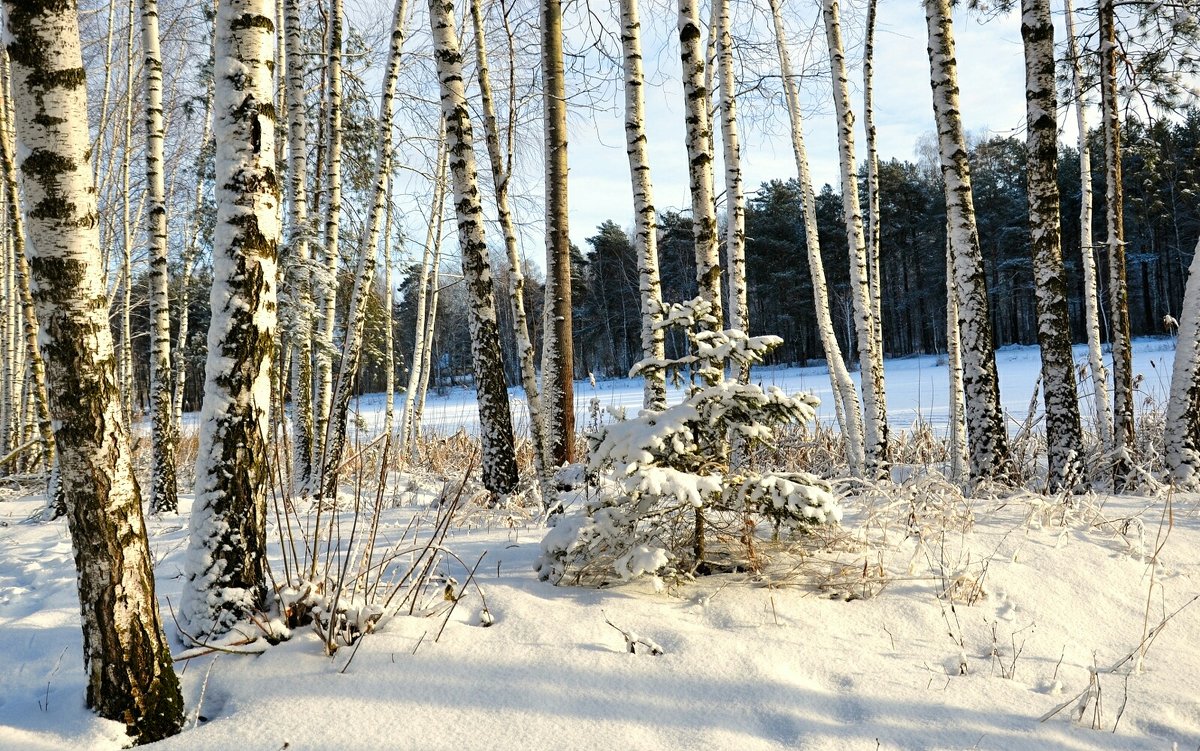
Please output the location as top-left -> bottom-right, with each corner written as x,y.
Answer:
3,0 -> 183,739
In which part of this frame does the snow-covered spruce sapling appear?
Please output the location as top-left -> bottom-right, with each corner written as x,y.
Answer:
536,298 -> 841,585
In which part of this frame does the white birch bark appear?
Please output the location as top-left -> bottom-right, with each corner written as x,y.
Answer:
677,0 -> 723,329
925,0 -> 1013,483
412,197 -> 446,449
141,0 -> 179,513
716,0 -> 747,340
1022,0 -> 1083,491
619,0 -> 667,410
1165,238 -> 1200,488
429,0 -> 519,494
118,0 -> 136,429
320,0 -> 411,499
181,0 -> 280,638
864,0 -> 884,355
3,0 -> 184,738
1063,0 -> 1113,453
768,0 -> 864,473
946,232 -> 968,482
383,180 -> 396,437
823,0 -> 889,475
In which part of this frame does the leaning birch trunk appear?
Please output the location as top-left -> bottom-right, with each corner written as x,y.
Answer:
398,134 -> 446,452
1063,0 -> 1112,452
542,0 -> 576,469
768,0 -> 864,473
141,0 -> 179,513
429,0 -> 519,495
677,0 -> 723,329
946,231 -> 968,482
716,0 -> 747,341
180,0 -> 280,639
469,0 -> 549,488
863,0 -> 884,354
314,0 -> 345,464
281,0 -> 315,493
1022,0 -> 1083,491
924,0 -> 1013,483
3,0 -> 184,739
1165,237 -> 1200,488
619,0 -> 667,410
320,0 -> 410,500
1099,0 -> 1135,488
823,0 -> 889,475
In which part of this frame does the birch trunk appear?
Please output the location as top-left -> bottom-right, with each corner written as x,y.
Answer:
429,0 -> 519,495
320,0 -> 410,499
3,0 -> 184,739
946,232 -> 968,482
768,0 -> 864,473
1165,238 -> 1200,488
864,0 -> 884,355
677,0 -> 722,329
542,0 -> 576,468
1063,0 -> 1112,453
383,182 -> 395,437
141,0 -> 179,513
180,0 -> 280,638
924,0 -> 1013,483
469,0 -> 548,487
716,0 -> 747,340
823,0 -> 889,475
619,0 -> 667,410
1099,0 -> 1135,487
413,202 -> 446,448
119,0 -> 136,429
1022,0 -> 1083,491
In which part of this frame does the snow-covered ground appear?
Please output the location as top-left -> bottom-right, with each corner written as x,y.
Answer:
2,337 -> 1197,751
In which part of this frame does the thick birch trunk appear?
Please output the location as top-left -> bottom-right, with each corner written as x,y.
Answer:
716,0 -> 747,341
946,232 -> 968,482
1063,0 -> 1113,452
141,0 -> 179,513
768,0 -> 864,473
823,0 -> 889,475
542,0 -> 576,468
1165,238 -> 1200,488
469,0 -> 549,486
619,0 -> 667,410
320,0 -> 410,499
180,0 -> 280,638
1099,0 -> 1135,487
1022,0 -> 1083,491
3,0 -> 183,739
677,0 -> 722,329
924,0 -> 1013,483
429,0 -> 519,495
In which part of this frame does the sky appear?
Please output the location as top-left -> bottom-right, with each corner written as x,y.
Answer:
560,0 -> 1050,250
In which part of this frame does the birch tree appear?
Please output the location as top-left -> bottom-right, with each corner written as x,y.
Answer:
180,0 -> 280,639
1022,0 -> 1083,491
141,0 -> 179,513
2,0 -> 183,739
823,0 -> 888,474
946,233 -> 968,482
863,0 -> 884,356
716,0 -> 747,341
768,0 -> 864,473
618,0 -> 667,410
1165,238 -> 1200,488
429,0 -> 519,495
542,0 -> 575,468
924,0 -> 1013,483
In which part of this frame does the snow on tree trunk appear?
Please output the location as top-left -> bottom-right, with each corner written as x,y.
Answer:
1100,0 -> 1135,488
1064,0 -> 1113,453
677,0 -> 723,331
180,0 -> 280,639
863,0 -> 884,357
542,0 -> 576,469
3,0 -> 184,740
924,0 -> 1013,484
1021,0 -> 1083,491
618,0 -> 667,411
823,0 -> 888,475
768,0 -> 864,474
716,0 -> 747,343
945,231 -> 968,482
141,0 -> 179,513
1165,237 -> 1200,488
429,0 -> 519,495
470,0 -> 549,489
281,0 -> 315,493
319,0 -> 410,500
